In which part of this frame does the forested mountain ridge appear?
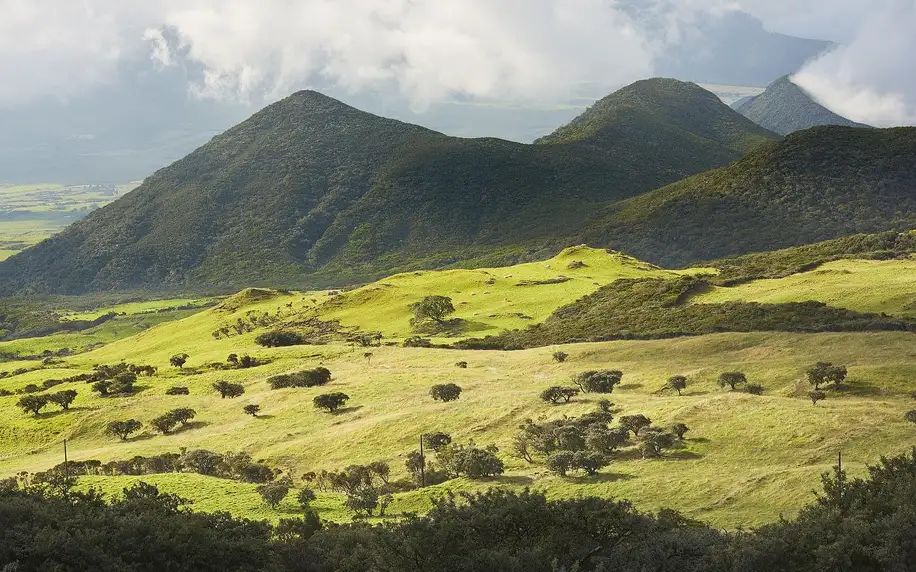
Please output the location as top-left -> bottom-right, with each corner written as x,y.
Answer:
0,79 -> 777,295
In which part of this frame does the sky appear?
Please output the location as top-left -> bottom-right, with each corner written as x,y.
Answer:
0,0 -> 913,126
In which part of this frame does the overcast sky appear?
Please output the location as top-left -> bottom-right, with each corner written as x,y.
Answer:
0,0 -> 913,125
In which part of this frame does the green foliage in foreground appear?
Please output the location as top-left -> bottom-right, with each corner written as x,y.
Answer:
461,276 -> 916,349
4,449 -> 916,571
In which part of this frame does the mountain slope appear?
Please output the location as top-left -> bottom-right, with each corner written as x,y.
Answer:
0,79 -> 777,295
578,127 -> 916,267
736,76 -> 871,134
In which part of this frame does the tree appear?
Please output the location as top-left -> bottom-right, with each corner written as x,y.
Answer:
670,423 -> 689,439
666,375 -> 687,396
166,386 -> 190,395
572,451 -> 607,475
807,362 -> 848,390
297,487 -> 317,509
213,381 -> 245,399
171,408 -> 197,426
456,445 -> 504,479
552,351 -> 569,363
455,361 -> 468,369
151,413 -> 179,434
809,390 -> 827,406
411,296 -> 455,325
105,419 -> 142,440
546,452 -> 574,476
429,383 -> 462,403
638,430 -> 676,458
255,331 -> 305,348
314,393 -> 350,413
244,404 -> 261,417
170,354 -> 189,369
48,389 -> 78,410
227,354 -> 239,366
585,426 -> 628,455
597,399 -> 614,413
423,432 -> 453,452
620,414 -> 652,437
746,383 -> 765,395
540,386 -> 580,404
17,395 -> 48,416
344,488 -> 379,518
256,477 -> 291,508
718,372 -> 747,391
574,370 -> 622,394
906,410 -> 916,425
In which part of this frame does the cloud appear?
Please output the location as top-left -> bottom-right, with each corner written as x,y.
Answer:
790,1 -> 916,126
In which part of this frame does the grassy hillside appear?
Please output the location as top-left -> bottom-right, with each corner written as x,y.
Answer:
580,127 -> 916,267
0,80 -> 777,295
737,76 -> 870,135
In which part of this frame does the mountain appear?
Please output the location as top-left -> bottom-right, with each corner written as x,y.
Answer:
0,79 -> 777,295
735,76 -> 871,134
578,126 -> 916,267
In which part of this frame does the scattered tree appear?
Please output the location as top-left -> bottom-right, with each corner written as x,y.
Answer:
213,381 -> 245,399
297,487 -> 317,509
546,452 -> 574,476
313,393 -> 350,414
746,383 -> 765,395
411,296 -> 455,325
17,395 -> 48,416
422,432 -> 453,452
255,331 -> 305,348
572,451 -> 607,475
807,362 -> 848,390
809,390 -> 827,407
363,352 -> 373,364
552,351 -> 569,363
169,354 -> 189,369
670,423 -> 690,440
638,429 -> 676,458
718,372 -> 747,391
257,477 -> 292,508
151,413 -> 179,434
47,389 -> 78,411
620,414 -> 652,437
244,404 -> 261,417
666,375 -> 687,396
430,383 -> 462,403
574,370 -> 622,394
540,386 -> 580,404
105,419 -> 143,440
171,408 -> 196,426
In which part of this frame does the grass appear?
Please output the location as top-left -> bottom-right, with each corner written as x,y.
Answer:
1,253 -> 915,529
314,246 -> 706,342
692,259 -> 916,317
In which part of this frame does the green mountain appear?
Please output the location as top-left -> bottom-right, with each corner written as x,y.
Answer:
0,79 -> 776,295
736,76 -> 871,135
578,126 -> 916,267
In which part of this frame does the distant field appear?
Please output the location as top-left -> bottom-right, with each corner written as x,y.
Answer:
0,182 -> 139,260
692,259 -> 916,317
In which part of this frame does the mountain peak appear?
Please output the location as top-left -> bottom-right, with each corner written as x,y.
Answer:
736,75 -> 871,135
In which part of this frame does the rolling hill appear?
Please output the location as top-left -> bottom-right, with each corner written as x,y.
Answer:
578,127 -> 916,267
0,79 -> 776,295
735,76 -> 871,134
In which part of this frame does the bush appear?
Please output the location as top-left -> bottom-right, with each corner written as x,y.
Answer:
540,386 -> 580,404
47,389 -> 78,411
17,395 -> 48,416
807,362 -> 848,389
170,354 -> 189,368
244,404 -> 261,417
313,393 -> 350,413
718,372 -> 747,391
906,410 -> 916,424
255,331 -> 305,348
403,336 -> 433,348
619,414 -> 652,437
571,451 -> 607,475
670,423 -> 689,439
666,375 -> 687,396
452,445 -> 504,479
213,381 -> 245,399
105,419 -> 143,440
546,452 -> 574,476
423,432 -> 453,452
297,487 -> 317,509
152,408 -> 197,434
638,430 -> 675,458
429,383 -> 462,402
455,361 -> 468,369
746,383 -> 765,395
267,368 -> 332,389
166,386 -> 190,395
552,351 -> 568,363
573,370 -> 622,394
809,390 -> 827,406
257,477 -> 292,508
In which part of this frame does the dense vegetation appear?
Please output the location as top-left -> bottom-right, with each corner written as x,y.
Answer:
736,75 -> 871,135
0,80 -> 776,295
459,276 -> 916,349
580,126 -> 916,266
4,449 -> 916,571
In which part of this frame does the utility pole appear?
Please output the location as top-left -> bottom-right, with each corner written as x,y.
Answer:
837,451 -> 843,499
63,439 -> 70,499
419,434 -> 426,488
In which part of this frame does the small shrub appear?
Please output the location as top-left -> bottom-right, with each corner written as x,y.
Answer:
255,331 -> 305,348
809,390 -> 827,406
552,351 -> 569,363
905,410 -> 916,424
430,383 -> 462,403
540,386 -> 580,404
267,367 -> 332,390
455,361 -> 468,369
403,336 -> 433,348
313,392 -> 350,413
597,399 -> 614,413
166,386 -> 190,395
105,419 -> 142,440
746,383 -> 765,395
244,404 -> 261,417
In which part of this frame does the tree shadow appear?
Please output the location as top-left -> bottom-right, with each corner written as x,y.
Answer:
665,451 -> 704,461
252,414 -> 276,420
492,475 -> 535,486
174,421 -> 209,433
567,472 -> 634,484
38,405 -> 95,419
414,319 -> 491,337
126,433 -> 157,442
689,437 -> 711,444
832,380 -> 886,398
617,384 -> 643,391
330,406 -> 364,421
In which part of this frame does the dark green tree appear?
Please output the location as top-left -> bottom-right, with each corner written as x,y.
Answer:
718,372 -> 747,391
411,296 -> 455,325
314,392 -> 350,413
666,375 -> 687,396
105,419 -> 142,440
430,383 -> 462,402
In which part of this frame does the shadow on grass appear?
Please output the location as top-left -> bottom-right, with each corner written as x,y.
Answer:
831,380 -> 887,398
690,437 -> 711,444
413,318 -> 492,337
173,421 -> 209,433
666,451 -> 704,461
492,475 -> 535,486
617,384 -> 644,391
38,406 -> 96,419
567,472 -> 634,484
333,406 -> 364,416
251,414 -> 276,420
